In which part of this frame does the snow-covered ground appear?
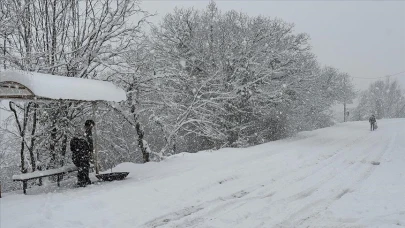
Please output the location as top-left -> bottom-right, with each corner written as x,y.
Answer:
1,119 -> 405,228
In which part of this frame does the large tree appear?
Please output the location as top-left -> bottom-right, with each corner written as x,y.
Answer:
150,2 -> 355,153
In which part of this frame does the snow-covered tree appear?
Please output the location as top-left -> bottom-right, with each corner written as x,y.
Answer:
149,2 -> 356,152
352,79 -> 405,120
97,37 -> 162,163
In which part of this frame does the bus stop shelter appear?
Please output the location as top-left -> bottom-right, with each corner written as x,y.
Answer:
0,70 -> 126,176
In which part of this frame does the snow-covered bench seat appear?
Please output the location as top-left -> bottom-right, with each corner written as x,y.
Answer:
12,164 -> 93,194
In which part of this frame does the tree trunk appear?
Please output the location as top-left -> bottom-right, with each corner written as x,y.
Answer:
9,102 -> 29,173
128,85 -> 150,163
60,134 -> 67,167
49,118 -> 57,169
28,102 -> 37,172
135,122 -> 149,163
19,140 -> 26,173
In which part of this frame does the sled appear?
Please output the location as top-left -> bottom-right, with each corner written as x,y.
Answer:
371,161 -> 380,165
95,172 -> 129,181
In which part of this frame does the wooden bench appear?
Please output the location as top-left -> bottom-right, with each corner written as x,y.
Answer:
12,164 -> 93,194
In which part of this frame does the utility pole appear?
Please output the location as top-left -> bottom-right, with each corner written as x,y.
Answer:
343,101 -> 346,122
343,77 -> 346,122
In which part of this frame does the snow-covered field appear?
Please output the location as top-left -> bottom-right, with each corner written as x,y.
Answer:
1,119 -> 405,228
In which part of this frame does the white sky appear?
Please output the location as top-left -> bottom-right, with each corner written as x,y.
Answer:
140,0 -> 405,91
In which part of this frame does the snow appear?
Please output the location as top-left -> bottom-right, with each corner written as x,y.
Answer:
0,70 -> 126,102
12,164 -> 93,180
2,119 -> 405,227
12,165 -> 79,180
179,59 -> 187,68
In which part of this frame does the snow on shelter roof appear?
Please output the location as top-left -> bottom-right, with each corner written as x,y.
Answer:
0,70 -> 126,102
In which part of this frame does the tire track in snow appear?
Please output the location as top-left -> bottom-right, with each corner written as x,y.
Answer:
238,132 -> 384,227
267,139 -> 380,227
141,185 -> 269,228
242,133 -> 370,199
280,130 -> 398,227
142,131 -> 383,228
148,134 -> 373,228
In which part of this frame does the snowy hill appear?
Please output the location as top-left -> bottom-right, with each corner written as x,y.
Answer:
1,119 -> 405,228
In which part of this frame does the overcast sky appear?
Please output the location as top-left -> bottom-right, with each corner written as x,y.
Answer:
140,0 -> 405,92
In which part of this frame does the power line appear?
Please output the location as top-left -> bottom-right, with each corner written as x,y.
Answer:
350,71 -> 405,80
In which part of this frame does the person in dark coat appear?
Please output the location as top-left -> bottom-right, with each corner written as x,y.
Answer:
70,120 -> 95,187
70,137 -> 91,187
369,114 -> 377,131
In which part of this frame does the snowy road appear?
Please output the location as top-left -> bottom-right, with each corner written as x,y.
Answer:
1,119 -> 405,228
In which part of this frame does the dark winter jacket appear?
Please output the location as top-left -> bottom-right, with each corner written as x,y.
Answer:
369,116 -> 376,123
84,130 -> 93,154
70,137 -> 91,167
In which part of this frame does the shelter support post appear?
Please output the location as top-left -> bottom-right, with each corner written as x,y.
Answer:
92,102 -> 99,174
23,181 -> 27,194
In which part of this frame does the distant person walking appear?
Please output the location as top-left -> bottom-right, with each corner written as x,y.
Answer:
369,114 -> 377,131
